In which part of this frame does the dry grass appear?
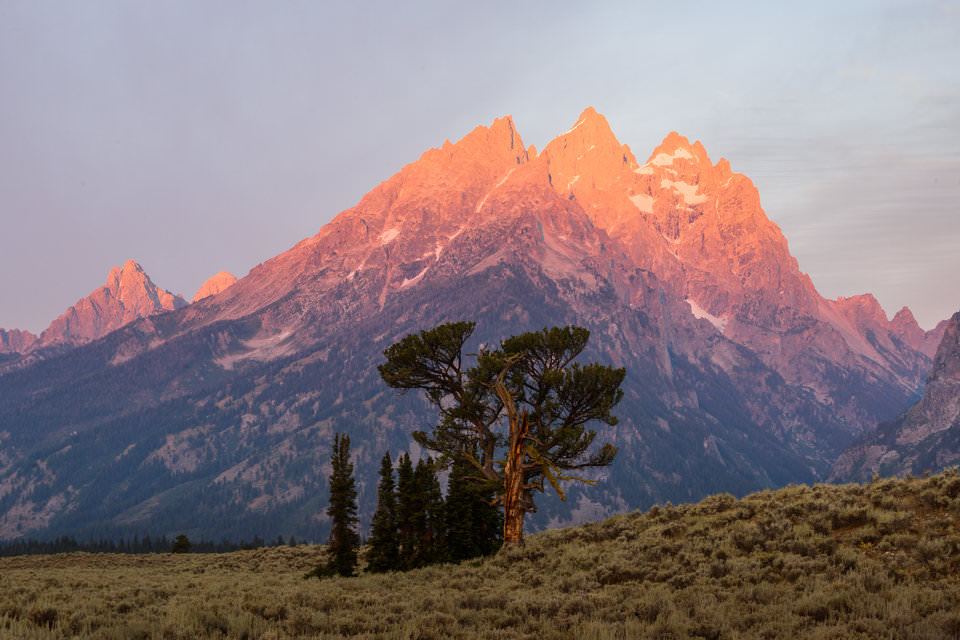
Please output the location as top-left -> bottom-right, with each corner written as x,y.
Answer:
3,470 -> 960,639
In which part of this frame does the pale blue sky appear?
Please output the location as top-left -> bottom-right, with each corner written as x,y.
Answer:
1,1 -> 958,332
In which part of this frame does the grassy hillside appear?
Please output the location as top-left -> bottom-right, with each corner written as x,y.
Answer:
2,470 -> 959,639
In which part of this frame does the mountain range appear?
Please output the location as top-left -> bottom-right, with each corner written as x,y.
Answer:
0,108 -> 953,542
831,311 -> 960,481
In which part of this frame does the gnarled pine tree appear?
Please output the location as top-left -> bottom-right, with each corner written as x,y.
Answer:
378,322 -> 624,546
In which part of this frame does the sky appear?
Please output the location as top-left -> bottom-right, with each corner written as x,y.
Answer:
1,1 -> 958,332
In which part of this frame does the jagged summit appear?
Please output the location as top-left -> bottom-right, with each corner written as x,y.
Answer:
544,107 -> 639,186
0,328 -> 37,354
2,261 -> 187,357
640,131 -> 733,192
430,115 -> 527,165
101,260 -> 182,318
646,131 -> 708,164
558,107 -> 627,147
35,260 -> 187,349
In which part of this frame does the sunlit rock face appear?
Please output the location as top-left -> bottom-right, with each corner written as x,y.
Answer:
192,271 -> 238,302
832,311 -> 960,481
542,109 -> 940,435
0,328 -> 37,354
0,109 -> 946,541
36,260 -> 187,348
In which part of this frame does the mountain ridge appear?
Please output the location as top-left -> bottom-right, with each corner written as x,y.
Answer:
831,310 -> 960,481
0,108 -> 948,541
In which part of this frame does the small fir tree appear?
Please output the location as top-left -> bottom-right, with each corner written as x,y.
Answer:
417,457 -> 446,566
321,432 -> 359,577
395,452 -> 417,570
366,451 -> 399,572
446,455 -> 503,561
171,534 -> 191,554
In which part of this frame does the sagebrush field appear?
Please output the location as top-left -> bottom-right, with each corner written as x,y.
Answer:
2,470 -> 960,639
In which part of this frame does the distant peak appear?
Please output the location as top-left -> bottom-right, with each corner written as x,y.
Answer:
106,260 -> 153,296
540,108 -> 637,191
420,114 -> 527,165
892,306 -> 918,326
573,106 -> 604,126
193,271 -> 238,302
579,105 -> 600,118
836,293 -> 889,324
491,114 -> 515,131
646,132 -> 711,167
661,131 -> 693,149
559,107 -> 616,139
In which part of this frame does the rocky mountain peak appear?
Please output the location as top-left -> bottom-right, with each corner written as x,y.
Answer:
647,131 -> 703,163
193,271 -> 239,302
542,107 -> 638,187
891,306 -> 930,354
426,115 -> 527,167
379,114 -> 530,213
0,328 -> 38,354
105,260 -> 176,316
836,294 -> 888,326
35,261 -> 187,348
892,306 -> 921,331
639,131 -> 733,194
561,107 -> 627,149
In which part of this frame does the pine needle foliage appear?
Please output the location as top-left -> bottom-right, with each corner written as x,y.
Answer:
314,432 -> 359,578
446,456 -> 503,561
365,451 -> 399,573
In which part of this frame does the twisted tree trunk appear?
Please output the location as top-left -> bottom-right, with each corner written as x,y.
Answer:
502,408 -> 530,546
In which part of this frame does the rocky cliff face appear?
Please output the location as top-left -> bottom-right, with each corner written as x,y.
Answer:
0,109 -> 945,542
832,312 -> 960,481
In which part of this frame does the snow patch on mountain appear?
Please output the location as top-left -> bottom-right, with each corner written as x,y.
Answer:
651,147 -> 694,166
475,168 -> 516,213
629,193 -> 655,213
686,298 -> 728,332
400,266 -> 430,289
662,179 -> 708,205
563,118 -> 587,135
379,228 -> 401,245
215,331 -> 295,370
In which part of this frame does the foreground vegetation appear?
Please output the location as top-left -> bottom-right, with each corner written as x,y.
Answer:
2,470 -> 959,639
